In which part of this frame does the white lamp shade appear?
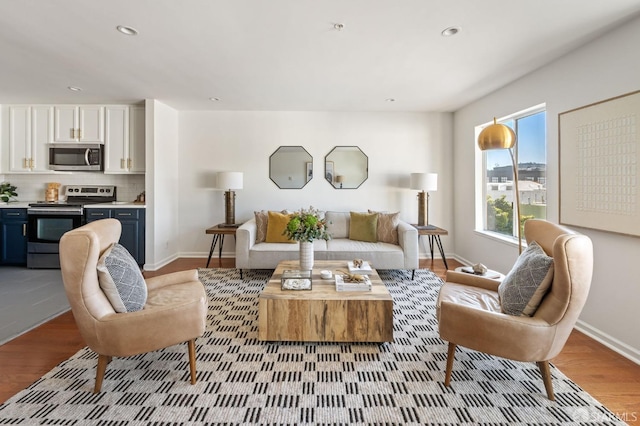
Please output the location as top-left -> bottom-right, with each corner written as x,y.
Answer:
217,172 -> 243,190
410,173 -> 437,191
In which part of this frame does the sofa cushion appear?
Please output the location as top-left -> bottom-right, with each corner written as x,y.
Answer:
369,210 -> 400,245
265,211 -> 295,243
498,241 -> 554,316
325,211 -> 350,239
97,243 -> 147,313
349,211 -> 378,243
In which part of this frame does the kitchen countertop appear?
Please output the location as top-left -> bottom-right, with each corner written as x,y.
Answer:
0,201 -> 145,209
85,202 -> 146,208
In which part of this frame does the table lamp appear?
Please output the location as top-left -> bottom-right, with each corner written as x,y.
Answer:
477,117 -> 522,254
410,173 -> 438,227
335,175 -> 344,188
217,171 -> 243,227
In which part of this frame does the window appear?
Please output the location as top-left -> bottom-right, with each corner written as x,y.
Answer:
478,106 -> 547,241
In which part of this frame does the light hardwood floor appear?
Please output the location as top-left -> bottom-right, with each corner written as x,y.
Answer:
1,257 -> 638,424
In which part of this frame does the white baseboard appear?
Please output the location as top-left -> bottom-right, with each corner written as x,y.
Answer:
143,253 -> 180,272
575,320 -> 640,365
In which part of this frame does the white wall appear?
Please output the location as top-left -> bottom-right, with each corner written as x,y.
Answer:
453,15 -> 640,362
145,100 -> 180,270
177,111 -> 453,259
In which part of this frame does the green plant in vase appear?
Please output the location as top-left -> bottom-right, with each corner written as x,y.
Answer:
0,182 -> 18,203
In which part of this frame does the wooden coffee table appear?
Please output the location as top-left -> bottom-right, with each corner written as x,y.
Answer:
258,260 -> 393,343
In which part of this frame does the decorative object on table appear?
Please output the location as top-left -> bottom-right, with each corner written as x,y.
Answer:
335,273 -> 371,292
335,174 -> 344,188
320,270 -> 332,279
477,118 -> 522,253
45,182 -> 61,202
217,171 -> 243,227
283,206 -> 331,271
348,259 -> 372,274
472,263 -> 488,274
0,182 -> 18,203
410,172 -> 438,226
281,269 -> 312,290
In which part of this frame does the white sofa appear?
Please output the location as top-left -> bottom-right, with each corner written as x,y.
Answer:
236,211 -> 419,278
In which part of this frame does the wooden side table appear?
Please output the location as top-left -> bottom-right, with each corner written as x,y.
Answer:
205,225 -> 238,268
412,224 -> 449,270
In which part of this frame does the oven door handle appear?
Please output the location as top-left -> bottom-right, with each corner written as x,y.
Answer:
84,148 -> 91,166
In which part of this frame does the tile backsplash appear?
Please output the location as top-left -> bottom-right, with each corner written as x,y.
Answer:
0,173 -> 145,202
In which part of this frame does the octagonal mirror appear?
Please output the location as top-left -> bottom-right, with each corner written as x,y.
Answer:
269,146 -> 313,189
325,146 -> 368,189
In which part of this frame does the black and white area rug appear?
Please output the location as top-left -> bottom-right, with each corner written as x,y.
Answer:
0,269 -> 625,425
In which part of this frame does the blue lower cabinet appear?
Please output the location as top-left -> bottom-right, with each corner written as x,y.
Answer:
85,208 -> 145,265
1,209 -> 28,265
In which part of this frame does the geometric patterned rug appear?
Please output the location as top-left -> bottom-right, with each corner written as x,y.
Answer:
0,268 -> 625,425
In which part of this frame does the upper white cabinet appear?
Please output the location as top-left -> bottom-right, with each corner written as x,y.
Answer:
8,105 -> 53,173
54,105 -> 104,143
104,105 -> 145,174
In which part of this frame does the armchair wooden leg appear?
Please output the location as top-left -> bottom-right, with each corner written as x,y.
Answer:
537,361 -> 555,401
188,339 -> 197,385
444,342 -> 456,387
94,354 -> 112,393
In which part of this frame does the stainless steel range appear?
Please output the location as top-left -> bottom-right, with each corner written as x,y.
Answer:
27,185 -> 116,268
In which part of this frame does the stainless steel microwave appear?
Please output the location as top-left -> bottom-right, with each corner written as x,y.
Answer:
49,143 -> 104,171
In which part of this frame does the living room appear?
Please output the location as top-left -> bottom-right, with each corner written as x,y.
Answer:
1,1 -> 640,423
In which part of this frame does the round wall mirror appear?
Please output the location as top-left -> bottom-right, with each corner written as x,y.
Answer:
269,146 -> 313,189
325,146 -> 368,189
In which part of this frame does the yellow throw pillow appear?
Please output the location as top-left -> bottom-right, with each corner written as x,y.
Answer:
265,211 -> 295,243
349,211 -> 378,242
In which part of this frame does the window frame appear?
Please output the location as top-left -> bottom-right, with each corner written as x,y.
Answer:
475,103 -> 547,246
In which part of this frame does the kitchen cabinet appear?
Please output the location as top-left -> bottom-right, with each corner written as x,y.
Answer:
86,208 -> 145,265
104,105 -> 145,174
1,208 -> 28,265
8,106 -> 53,173
54,105 -> 104,143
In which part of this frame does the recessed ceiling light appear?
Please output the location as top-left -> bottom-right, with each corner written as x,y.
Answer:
209,97 -> 221,101
116,25 -> 138,36
385,98 -> 396,102
333,23 -> 344,31
68,86 -> 82,92
441,26 -> 461,37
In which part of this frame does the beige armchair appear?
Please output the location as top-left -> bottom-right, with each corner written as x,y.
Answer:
437,219 -> 593,400
59,219 -> 208,392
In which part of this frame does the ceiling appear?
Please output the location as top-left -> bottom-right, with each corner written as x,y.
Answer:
1,0 -> 639,112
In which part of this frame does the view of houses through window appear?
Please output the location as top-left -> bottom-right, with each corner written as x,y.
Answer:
482,108 -> 547,239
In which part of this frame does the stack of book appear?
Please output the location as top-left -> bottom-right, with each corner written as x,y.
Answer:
347,261 -> 373,274
335,274 -> 372,292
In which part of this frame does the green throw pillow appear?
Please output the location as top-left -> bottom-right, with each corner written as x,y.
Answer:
498,241 -> 554,316
349,212 -> 378,242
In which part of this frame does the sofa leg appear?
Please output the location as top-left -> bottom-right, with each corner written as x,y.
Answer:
411,269 -> 415,280
239,269 -> 243,279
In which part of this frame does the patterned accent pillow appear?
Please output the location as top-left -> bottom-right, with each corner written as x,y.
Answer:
498,241 -> 554,316
265,211 -> 295,243
255,210 -> 288,243
254,210 -> 268,243
349,211 -> 378,243
368,210 -> 400,245
97,243 -> 147,313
